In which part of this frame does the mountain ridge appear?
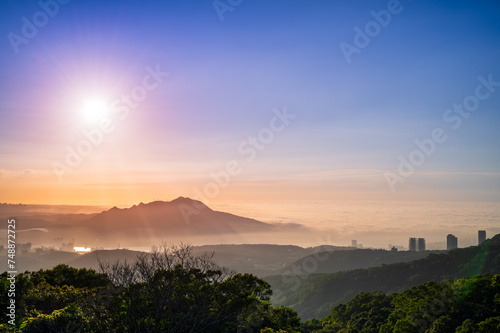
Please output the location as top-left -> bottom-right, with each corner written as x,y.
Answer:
83,196 -> 277,236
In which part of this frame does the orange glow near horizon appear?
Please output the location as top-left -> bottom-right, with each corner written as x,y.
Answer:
1,169 -> 498,208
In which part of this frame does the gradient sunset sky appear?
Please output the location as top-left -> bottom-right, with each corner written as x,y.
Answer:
0,0 -> 499,206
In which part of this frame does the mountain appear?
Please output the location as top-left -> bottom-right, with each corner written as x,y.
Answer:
266,234 -> 500,320
2,197 -> 308,247
82,197 -> 277,236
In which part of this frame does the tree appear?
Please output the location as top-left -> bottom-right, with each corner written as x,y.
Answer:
99,244 -> 273,332
18,305 -> 91,333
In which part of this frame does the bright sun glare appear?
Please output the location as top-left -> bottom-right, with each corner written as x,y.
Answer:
83,99 -> 109,121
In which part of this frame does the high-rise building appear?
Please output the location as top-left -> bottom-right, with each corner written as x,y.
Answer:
409,238 -> 417,251
447,234 -> 458,250
478,230 -> 486,244
352,240 -> 357,248
418,238 -> 426,252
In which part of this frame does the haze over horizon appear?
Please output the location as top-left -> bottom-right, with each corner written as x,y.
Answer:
1,0 -> 499,247
2,197 -> 498,250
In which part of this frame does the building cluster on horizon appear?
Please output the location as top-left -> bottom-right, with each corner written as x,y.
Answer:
409,238 -> 426,252
446,230 -> 486,251
407,230 -> 487,252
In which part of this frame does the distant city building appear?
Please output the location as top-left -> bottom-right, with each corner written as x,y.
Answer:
447,234 -> 458,250
418,238 -> 426,252
390,246 -> 398,252
351,240 -> 357,248
478,230 -> 486,244
409,238 -> 417,251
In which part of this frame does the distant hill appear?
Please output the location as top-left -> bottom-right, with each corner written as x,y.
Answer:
191,244 -> 355,276
66,249 -> 145,270
64,245 -> 355,276
266,234 -> 500,320
2,244 -> 355,276
279,248 -> 444,275
2,249 -> 81,273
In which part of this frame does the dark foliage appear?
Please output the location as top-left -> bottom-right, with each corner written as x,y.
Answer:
1,238 -> 500,332
267,235 -> 500,319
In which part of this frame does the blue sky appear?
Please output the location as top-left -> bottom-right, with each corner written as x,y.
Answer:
0,0 -> 499,205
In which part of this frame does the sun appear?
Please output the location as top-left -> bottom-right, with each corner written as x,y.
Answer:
82,99 -> 109,121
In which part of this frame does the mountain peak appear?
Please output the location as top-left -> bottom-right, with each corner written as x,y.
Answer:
171,196 -> 193,203
110,197 -> 211,212
170,196 -> 210,209
102,197 -> 211,214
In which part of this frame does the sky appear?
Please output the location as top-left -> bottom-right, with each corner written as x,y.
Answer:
0,0 -> 499,206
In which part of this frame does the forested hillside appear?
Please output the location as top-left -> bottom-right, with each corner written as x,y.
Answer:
266,234 -> 500,319
300,274 -> 500,332
1,240 -> 500,332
